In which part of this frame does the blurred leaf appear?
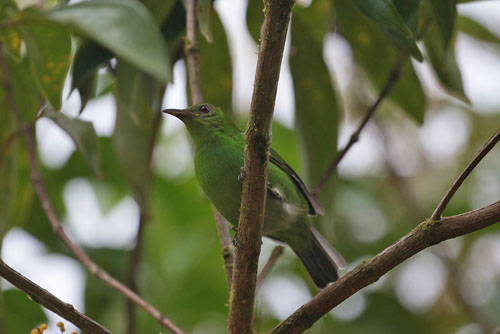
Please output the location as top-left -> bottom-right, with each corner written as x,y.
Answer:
393,0 -> 420,35
428,0 -> 457,49
140,0 -> 176,23
72,40 -> 112,113
3,53 -> 43,121
42,109 -> 102,177
0,140 -> 33,233
422,0 -> 469,103
290,1 -> 340,206
161,1 -> 187,65
458,15 -> 500,44
4,289 -> 47,334
0,0 -> 21,59
84,248 -> 128,331
197,0 -> 213,43
18,15 -> 71,110
112,62 -> 163,210
352,0 -> 423,61
246,0 -> 263,43
48,0 -> 170,83
198,8 -> 232,112
333,0 -> 426,122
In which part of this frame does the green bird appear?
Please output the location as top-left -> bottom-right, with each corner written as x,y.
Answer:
163,103 -> 345,288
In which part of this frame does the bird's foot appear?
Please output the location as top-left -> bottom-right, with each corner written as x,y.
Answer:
238,167 -> 245,183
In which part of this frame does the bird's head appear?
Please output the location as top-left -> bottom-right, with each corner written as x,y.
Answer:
162,103 -> 239,137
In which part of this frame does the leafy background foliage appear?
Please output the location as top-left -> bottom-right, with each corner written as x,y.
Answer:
1,0 -> 500,333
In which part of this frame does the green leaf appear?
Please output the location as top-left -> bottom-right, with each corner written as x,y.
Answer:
422,0 -> 468,103
72,40 -> 112,113
198,8 -> 232,112
0,0 -> 21,59
48,0 -> 170,83
2,52 -> 43,122
112,62 -> 163,210
197,0 -> 213,42
246,0 -> 263,43
428,0 -> 457,49
458,15 -> 500,45
393,0 -> 420,35
42,109 -> 102,176
18,15 -> 71,110
140,0 -> 177,23
4,289 -> 47,334
352,0 -> 423,61
333,0 -> 427,123
290,1 -> 341,210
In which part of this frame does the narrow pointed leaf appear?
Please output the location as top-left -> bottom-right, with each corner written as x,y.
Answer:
112,62 -> 163,209
333,0 -> 427,122
48,0 -> 170,83
422,0 -> 468,103
197,0 -> 213,43
198,8 -> 232,112
352,0 -> 423,61
290,1 -> 341,210
428,0 -> 457,49
458,15 -> 500,45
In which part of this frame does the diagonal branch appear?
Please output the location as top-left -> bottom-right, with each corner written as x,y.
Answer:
271,200 -> 500,334
312,21 -> 432,196
272,125 -> 500,333
430,128 -> 500,221
0,258 -> 110,334
184,0 -> 234,290
0,44 -> 183,334
256,245 -> 284,290
228,1 -> 294,333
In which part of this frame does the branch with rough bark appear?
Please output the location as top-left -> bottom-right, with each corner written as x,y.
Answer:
184,0 -> 235,290
271,127 -> 500,333
271,200 -> 500,333
227,1 -> 294,333
0,44 -> 183,334
0,258 -> 110,334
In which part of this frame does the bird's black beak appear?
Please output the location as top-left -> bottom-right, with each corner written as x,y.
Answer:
162,108 -> 195,119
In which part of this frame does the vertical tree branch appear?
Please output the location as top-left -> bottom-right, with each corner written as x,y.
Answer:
184,0 -> 234,289
0,44 -> 183,334
0,258 -> 111,334
227,1 -> 294,333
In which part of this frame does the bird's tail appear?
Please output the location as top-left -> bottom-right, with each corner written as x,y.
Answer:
293,226 -> 346,288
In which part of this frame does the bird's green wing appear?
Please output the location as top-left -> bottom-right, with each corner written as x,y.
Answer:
269,148 -> 325,216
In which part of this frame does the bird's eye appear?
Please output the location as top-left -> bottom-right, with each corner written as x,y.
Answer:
200,105 -> 210,113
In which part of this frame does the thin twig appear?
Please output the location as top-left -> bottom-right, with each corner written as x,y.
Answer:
228,1 -> 294,333
430,129 -> 500,221
184,0 -> 235,289
312,21 -> 432,196
256,245 -> 284,290
312,52 -> 407,195
271,200 -> 500,334
0,258 -> 111,334
0,44 -> 184,334
379,122 -> 497,331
